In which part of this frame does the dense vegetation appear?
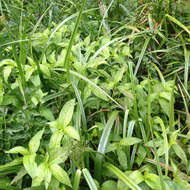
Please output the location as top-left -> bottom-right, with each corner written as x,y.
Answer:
0,0 -> 190,189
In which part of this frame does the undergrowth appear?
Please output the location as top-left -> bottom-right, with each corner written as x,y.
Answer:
0,0 -> 190,189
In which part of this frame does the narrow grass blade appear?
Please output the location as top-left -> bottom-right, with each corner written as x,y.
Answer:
177,84 -> 190,125
98,0 -> 114,36
64,0 -> 87,77
55,68 -> 124,109
166,14 -> 190,35
72,81 -> 87,131
169,79 -> 175,132
177,75 -> 190,100
97,111 -> 118,154
134,37 -> 150,76
95,111 -> 118,181
104,162 -> 142,190
184,51 -> 190,89
0,158 -> 23,172
90,37 -> 121,62
31,3 -> 53,34
151,62 -> 165,85
73,169 -> 82,190
82,168 -> 98,190
123,109 -> 129,138
126,120 -> 135,169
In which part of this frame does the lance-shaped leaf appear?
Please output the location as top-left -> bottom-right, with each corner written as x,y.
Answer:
50,163 -> 71,187
120,137 -> 142,146
5,146 -> 29,156
29,128 -> 44,153
49,130 -> 64,151
58,99 -> 75,127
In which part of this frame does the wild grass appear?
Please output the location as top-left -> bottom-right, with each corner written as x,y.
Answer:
0,0 -> 190,189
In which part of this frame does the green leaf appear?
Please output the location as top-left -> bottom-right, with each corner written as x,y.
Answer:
33,162 -> 51,189
104,163 -> 142,190
29,129 -> 44,153
73,169 -> 82,190
49,130 -> 64,151
113,66 -> 126,84
50,163 -> 71,187
0,59 -> 17,67
144,173 -> 161,190
63,126 -> 80,141
154,117 -> 169,176
5,146 -> 29,155
82,168 -> 98,190
23,154 -> 38,178
117,148 -> 128,170
95,111 -> 117,181
40,108 -> 55,121
120,137 -> 142,146
3,66 -> 12,83
40,64 -> 51,78
166,14 -> 190,35
58,99 -> 75,127
10,168 -> 27,185
172,143 -> 187,166
159,98 -> 170,117
92,87 -> 108,101
102,180 -> 117,190
0,78 -> 4,105
0,158 -> 23,172
98,111 -> 118,154
118,170 -> 144,190
134,38 -> 150,76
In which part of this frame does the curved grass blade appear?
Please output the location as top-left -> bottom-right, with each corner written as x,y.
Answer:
63,0 -> 87,77
90,37 -> 121,62
134,37 -> 150,76
55,68 -> 124,110
71,81 -> 87,131
151,62 -> 166,85
104,162 -> 142,190
95,111 -> 118,181
97,111 -> 118,154
31,3 -> 53,34
82,168 -> 98,190
98,0 -> 114,36
166,14 -> 190,35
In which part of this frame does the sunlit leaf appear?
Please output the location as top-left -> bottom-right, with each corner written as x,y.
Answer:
23,154 -> 38,178
58,99 -> 75,127
50,164 -> 71,187
5,146 -> 29,155
29,129 -> 44,153
63,126 -> 80,141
